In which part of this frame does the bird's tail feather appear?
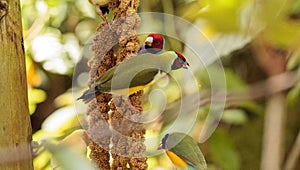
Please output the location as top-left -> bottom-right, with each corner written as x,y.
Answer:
188,165 -> 207,170
77,87 -> 101,103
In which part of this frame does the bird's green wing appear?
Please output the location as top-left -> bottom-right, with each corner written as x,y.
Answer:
94,66 -> 117,85
128,68 -> 160,87
91,52 -> 177,92
78,51 -> 179,101
85,65 -> 118,93
93,53 -> 157,87
168,133 -> 207,170
99,68 -> 160,91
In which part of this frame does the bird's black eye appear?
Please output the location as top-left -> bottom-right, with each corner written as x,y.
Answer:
154,41 -> 160,45
100,5 -> 109,15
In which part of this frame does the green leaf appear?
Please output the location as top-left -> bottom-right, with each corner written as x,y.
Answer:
222,109 -> 248,125
254,0 -> 300,47
262,22 -> 300,47
195,0 -> 250,32
287,50 -> 300,70
238,102 -> 264,116
176,1 -> 208,22
43,141 -> 93,170
287,80 -> 300,107
33,149 -> 51,170
208,129 -> 241,170
28,88 -> 47,114
45,0 -> 60,7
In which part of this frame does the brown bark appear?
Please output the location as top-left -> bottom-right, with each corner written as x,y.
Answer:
0,0 -> 33,169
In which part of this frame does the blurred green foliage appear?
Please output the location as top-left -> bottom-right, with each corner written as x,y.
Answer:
21,0 -> 300,169
208,129 -> 241,170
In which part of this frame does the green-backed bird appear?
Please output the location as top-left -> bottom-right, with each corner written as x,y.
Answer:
158,132 -> 207,170
78,51 -> 189,103
138,33 -> 165,54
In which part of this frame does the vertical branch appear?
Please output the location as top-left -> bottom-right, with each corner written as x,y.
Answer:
260,93 -> 286,170
110,0 -> 148,169
87,0 -> 147,169
284,130 -> 300,170
86,2 -> 119,169
87,49 -> 114,169
0,0 -> 33,169
253,42 -> 288,170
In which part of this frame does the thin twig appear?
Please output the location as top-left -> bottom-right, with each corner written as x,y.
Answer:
147,70 -> 298,128
260,93 -> 286,170
166,70 -> 298,113
284,130 -> 300,170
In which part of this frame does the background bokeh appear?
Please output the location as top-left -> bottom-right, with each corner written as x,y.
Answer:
22,0 -> 300,169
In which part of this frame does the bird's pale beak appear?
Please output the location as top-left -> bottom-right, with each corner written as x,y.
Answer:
183,62 -> 189,69
145,36 -> 153,46
145,41 -> 152,46
157,143 -> 163,150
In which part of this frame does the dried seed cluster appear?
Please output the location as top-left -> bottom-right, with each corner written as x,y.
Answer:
86,0 -> 147,169
87,4 -> 118,170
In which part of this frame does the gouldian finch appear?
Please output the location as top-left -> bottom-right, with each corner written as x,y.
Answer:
138,33 -> 165,54
158,132 -> 207,170
78,51 -> 189,103
88,0 -> 110,24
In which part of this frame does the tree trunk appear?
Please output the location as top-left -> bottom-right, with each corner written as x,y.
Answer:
0,0 -> 33,169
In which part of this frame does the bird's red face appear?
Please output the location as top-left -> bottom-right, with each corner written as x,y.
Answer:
145,33 -> 164,51
172,52 -> 189,70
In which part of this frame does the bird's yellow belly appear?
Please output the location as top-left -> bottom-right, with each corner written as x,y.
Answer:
110,82 -> 154,95
110,85 -> 146,95
166,150 -> 188,169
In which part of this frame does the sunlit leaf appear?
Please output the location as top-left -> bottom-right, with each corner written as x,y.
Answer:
176,1 -> 208,22
45,0 -> 60,7
26,55 -> 42,87
262,22 -> 300,47
28,88 -> 47,114
195,0 -> 250,32
54,92 -> 74,107
33,149 -> 52,170
43,141 -> 93,170
287,50 -> 300,70
254,0 -> 300,47
42,106 -> 80,132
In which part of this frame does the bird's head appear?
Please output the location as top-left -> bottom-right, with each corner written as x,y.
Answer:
144,33 -> 164,52
171,51 -> 190,70
158,133 -> 170,150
